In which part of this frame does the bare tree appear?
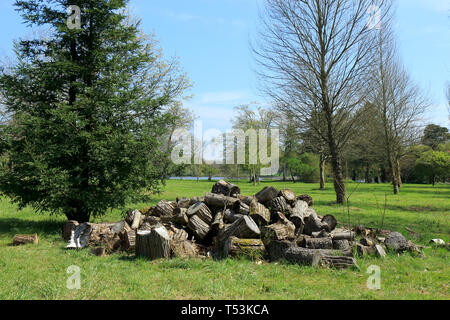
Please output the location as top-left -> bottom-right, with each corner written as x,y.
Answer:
253,0 -> 392,203
369,20 -> 429,194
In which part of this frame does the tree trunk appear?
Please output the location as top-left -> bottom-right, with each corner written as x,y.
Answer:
319,154 -> 325,190
329,140 -> 346,204
365,164 -> 370,184
136,227 -> 171,260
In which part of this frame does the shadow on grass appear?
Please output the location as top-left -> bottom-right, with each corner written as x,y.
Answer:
0,218 -> 62,237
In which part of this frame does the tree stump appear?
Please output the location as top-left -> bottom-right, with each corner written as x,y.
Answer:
254,186 -> 279,204
13,234 -> 39,246
136,226 -> 171,260
212,180 -> 241,197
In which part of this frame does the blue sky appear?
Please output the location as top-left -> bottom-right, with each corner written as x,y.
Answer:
0,0 -> 449,131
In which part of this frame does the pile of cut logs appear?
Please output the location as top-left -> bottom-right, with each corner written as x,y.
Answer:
63,180 -> 424,269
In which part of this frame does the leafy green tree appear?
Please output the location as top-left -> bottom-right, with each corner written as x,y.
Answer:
287,153 -> 319,183
421,124 -> 449,150
415,150 -> 450,185
0,0 -> 190,222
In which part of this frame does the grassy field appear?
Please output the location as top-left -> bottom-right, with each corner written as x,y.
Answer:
0,180 -> 448,300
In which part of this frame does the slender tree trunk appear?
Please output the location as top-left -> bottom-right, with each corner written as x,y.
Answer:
396,159 -> 402,188
282,163 -> 287,181
388,157 -> 399,194
328,138 -> 346,203
319,154 -> 325,190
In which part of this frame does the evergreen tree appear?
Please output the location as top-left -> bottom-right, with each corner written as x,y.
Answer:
0,0 -> 190,222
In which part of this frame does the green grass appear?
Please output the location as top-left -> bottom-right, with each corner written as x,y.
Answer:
0,180 -> 449,300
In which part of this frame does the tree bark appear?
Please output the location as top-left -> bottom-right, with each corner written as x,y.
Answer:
13,234 -> 39,246
136,227 -> 171,260
319,153 -> 325,190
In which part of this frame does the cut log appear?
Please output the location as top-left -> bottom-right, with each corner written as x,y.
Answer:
223,209 -> 244,223
187,215 -> 211,240
237,195 -> 256,206
331,231 -> 355,241
62,221 -> 79,241
303,208 -> 327,235
332,239 -> 351,251
261,213 -> 295,241
177,198 -> 191,209
265,240 -> 296,261
268,196 -> 291,216
119,229 -> 136,252
89,223 -> 122,252
279,189 -> 296,204
167,226 -> 189,241
321,215 -> 338,232
211,210 -> 225,234
204,193 -> 238,208
13,234 -> 39,246
356,243 -> 375,257
140,216 -> 162,230
212,180 -> 240,197
318,255 -> 360,270
305,237 -> 333,249
214,216 -> 260,259
249,201 -> 271,226
171,240 -> 199,258
297,194 -> 313,207
135,226 -> 171,260
66,223 -> 92,249
125,209 -> 142,228
284,247 -> 341,266
190,203 -> 213,225
154,200 -> 175,217
289,200 -> 308,230
229,237 -> 264,256
173,208 -> 189,226
254,186 -> 279,204
232,201 -> 250,215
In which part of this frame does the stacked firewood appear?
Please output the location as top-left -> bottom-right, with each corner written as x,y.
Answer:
63,180 -> 423,268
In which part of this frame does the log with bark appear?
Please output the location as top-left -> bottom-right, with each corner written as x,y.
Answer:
204,193 -> 238,208
279,189 -> 296,205
268,196 -> 291,216
303,208 -> 327,235
119,229 -> 136,252
232,201 -> 250,215
154,200 -> 175,218
223,209 -> 244,224
173,208 -> 189,226
125,209 -> 142,229
136,226 -> 171,260
305,237 -> 334,249
265,240 -> 296,261
261,213 -> 295,241
297,194 -> 313,207
249,201 -> 271,226
321,215 -> 338,232
289,200 -> 308,231
13,234 -> 39,246
331,231 -> 355,241
187,215 -> 211,240
212,180 -> 241,197
171,240 -> 199,258
229,237 -> 265,256
211,210 -> 225,234
62,221 -> 79,242
318,255 -> 360,270
254,186 -> 279,204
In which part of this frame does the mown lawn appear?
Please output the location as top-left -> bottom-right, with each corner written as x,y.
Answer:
0,180 -> 448,300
